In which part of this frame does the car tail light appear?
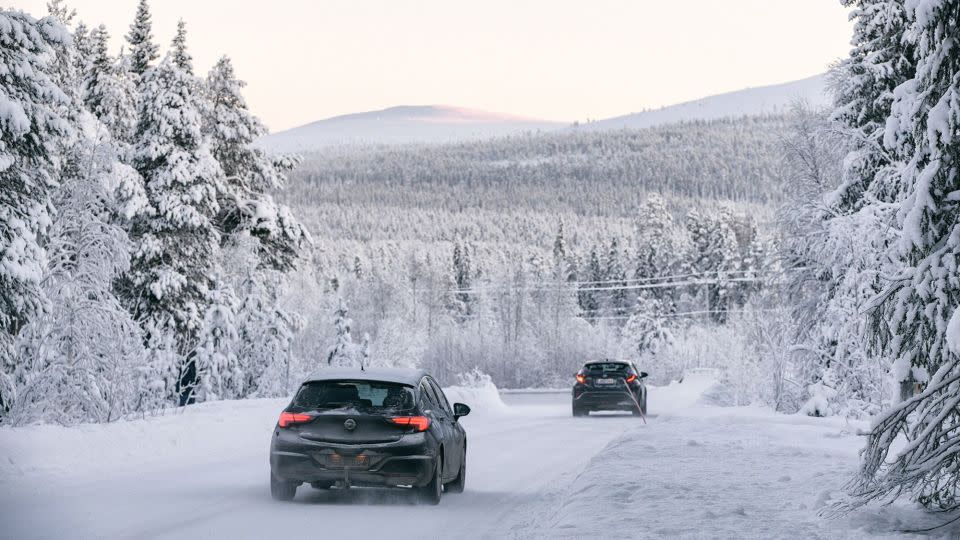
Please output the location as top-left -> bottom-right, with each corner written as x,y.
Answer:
576,373 -> 586,384
625,374 -> 637,383
278,412 -> 313,428
388,416 -> 431,432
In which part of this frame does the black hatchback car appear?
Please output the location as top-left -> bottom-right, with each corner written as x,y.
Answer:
270,368 -> 470,504
572,361 -> 648,416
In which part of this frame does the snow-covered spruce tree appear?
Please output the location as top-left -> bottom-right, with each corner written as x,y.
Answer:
843,0 -> 960,514
124,0 -> 158,79
634,193 -> 683,307
71,21 -> 90,72
0,9 -> 72,417
578,247 -> 603,319
603,238 -> 628,319
831,0 -> 915,210
685,209 -> 738,323
451,242 -> 473,320
170,20 -> 192,74
236,271 -> 297,397
327,297 -> 364,367
620,296 -> 674,382
82,25 -> 137,144
195,285 -> 241,402
203,55 -> 307,272
124,56 -> 224,406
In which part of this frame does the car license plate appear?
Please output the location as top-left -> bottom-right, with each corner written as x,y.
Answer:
597,378 -> 616,385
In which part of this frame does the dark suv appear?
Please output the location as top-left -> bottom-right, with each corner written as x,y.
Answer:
572,361 -> 648,416
269,368 -> 470,504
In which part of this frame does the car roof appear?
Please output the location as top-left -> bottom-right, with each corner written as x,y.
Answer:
302,367 -> 429,386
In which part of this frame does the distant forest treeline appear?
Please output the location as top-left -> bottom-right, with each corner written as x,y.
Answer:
283,115 -> 791,217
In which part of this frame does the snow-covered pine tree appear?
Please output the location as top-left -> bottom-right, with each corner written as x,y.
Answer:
0,9 -> 72,416
125,56 -> 224,406
327,298 -> 358,367
82,25 -> 137,143
125,0 -> 158,79
844,0 -> 960,514
203,56 -> 307,272
170,19 -> 192,74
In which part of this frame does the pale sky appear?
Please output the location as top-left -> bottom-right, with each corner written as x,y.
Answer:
11,0 -> 853,132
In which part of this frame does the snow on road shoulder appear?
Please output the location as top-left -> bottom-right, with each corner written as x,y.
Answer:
0,397 -> 289,484
500,403 -> 941,539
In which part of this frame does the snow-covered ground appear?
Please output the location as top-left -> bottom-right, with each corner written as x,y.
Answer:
0,380 -> 942,539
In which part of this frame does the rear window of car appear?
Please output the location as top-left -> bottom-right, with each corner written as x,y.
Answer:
583,362 -> 631,374
291,380 -> 416,413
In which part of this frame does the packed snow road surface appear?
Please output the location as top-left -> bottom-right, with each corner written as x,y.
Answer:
0,382 -> 934,539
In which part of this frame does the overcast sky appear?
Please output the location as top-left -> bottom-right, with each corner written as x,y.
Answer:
12,0 -> 853,132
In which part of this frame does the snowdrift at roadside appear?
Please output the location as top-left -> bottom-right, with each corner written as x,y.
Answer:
443,382 -> 509,416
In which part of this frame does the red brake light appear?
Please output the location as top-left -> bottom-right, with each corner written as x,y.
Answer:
576,373 -> 586,384
625,374 -> 637,383
388,416 -> 431,432
278,412 -> 313,428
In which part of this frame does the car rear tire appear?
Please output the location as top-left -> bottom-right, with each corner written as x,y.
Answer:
310,481 -> 333,490
270,473 -> 297,501
445,453 -> 466,494
572,403 -> 587,417
419,456 -> 443,505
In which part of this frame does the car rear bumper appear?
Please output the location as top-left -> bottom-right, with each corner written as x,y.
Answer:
573,388 -> 639,410
270,430 -> 437,487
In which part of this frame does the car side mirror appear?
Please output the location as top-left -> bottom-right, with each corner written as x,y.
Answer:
639,372 -> 649,379
453,403 -> 471,419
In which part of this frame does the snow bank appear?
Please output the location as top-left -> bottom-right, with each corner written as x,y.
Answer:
502,406 -> 930,539
443,382 -> 509,416
0,397 -> 288,484
647,368 -> 726,414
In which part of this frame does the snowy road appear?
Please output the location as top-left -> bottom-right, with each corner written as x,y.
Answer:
0,387 -> 928,539
1,391 -> 641,539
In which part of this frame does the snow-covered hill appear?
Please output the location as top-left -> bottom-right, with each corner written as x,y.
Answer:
259,74 -> 829,152
579,73 -> 829,131
257,105 -> 564,152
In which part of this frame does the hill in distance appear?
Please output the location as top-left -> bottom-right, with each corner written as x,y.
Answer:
258,73 -> 829,152
579,73 -> 829,131
258,105 -> 564,152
